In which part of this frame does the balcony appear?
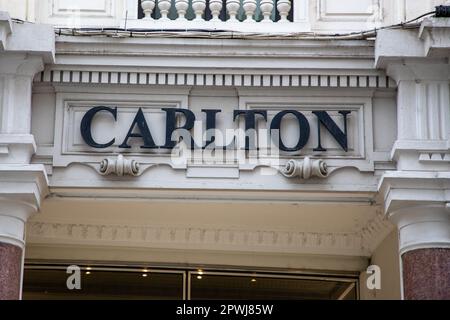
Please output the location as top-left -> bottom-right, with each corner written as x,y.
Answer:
1,0 -> 447,35
125,0 -> 310,33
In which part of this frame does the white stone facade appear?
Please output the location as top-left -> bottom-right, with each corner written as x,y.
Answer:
0,0 -> 449,300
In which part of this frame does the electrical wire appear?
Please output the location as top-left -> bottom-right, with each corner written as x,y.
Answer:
12,10 -> 437,41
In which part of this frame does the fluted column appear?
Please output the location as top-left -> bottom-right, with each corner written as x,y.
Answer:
376,20 -> 450,300
0,12 -> 53,300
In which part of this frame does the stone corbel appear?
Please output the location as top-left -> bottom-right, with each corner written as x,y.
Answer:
280,157 -> 328,180
99,154 -> 140,177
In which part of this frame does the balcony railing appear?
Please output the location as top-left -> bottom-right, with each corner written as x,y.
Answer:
124,0 -> 310,33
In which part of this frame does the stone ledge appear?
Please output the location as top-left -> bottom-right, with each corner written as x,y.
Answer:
0,11 -> 55,63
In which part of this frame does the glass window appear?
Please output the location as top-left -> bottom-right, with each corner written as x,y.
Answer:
189,272 -> 357,300
23,268 -> 184,300
22,265 -> 357,300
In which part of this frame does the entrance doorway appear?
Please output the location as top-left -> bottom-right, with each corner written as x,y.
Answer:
23,264 -> 358,300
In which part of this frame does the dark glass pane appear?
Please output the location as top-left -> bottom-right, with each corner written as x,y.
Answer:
23,269 -> 184,300
138,1 -> 144,19
190,274 -> 357,300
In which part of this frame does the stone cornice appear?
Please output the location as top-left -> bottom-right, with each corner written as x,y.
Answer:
378,171 -> 450,215
37,35 -> 398,88
0,164 -> 49,208
0,11 -> 12,50
49,36 -> 389,81
26,211 -> 392,258
419,18 -> 450,58
0,164 -> 49,248
376,18 -> 450,70
0,12 -> 55,63
55,36 -> 376,60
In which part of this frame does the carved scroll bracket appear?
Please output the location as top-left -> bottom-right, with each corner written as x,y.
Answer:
280,157 -> 328,180
99,154 -> 140,177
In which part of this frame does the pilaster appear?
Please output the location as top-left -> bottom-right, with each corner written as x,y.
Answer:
376,18 -> 450,299
0,11 -> 54,300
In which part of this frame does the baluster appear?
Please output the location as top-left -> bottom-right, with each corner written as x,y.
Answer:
226,0 -> 240,22
277,0 -> 291,22
158,0 -> 172,20
141,0 -> 156,19
175,0 -> 189,20
260,0 -> 274,22
242,0 -> 257,22
209,0 -> 223,21
192,0 -> 206,21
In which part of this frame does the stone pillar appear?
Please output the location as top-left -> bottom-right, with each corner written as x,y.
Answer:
388,206 -> 450,300
0,243 -> 22,299
376,18 -> 450,300
403,249 -> 449,300
0,200 -> 37,300
0,12 -> 54,300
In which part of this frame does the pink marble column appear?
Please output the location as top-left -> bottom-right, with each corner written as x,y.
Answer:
402,248 -> 450,300
0,242 -> 22,300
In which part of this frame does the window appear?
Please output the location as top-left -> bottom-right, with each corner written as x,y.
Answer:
23,265 -> 358,300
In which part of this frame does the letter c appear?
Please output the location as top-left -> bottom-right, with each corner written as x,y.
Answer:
80,106 -> 117,148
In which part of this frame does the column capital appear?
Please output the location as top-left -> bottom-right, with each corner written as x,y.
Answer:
0,199 -> 37,249
378,173 -> 450,255
388,204 -> 450,255
378,171 -> 450,215
0,164 -> 49,249
385,61 -> 450,84
0,54 -> 45,77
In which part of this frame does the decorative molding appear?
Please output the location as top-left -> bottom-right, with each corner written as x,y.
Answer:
26,212 -> 393,257
377,171 -> 450,215
0,165 -> 50,249
0,164 -> 49,207
359,210 -> 394,255
99,154 -> 140,176
280,157 -> 328,180
26,221 -> 361,255
419,152 -> 450,163
34,70 -> 397,89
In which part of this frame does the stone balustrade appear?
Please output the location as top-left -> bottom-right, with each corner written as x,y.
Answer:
126,0 -> 308,33
140,0 -> 292,22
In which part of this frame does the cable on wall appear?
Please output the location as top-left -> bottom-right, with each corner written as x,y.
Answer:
10,9 -> 442,41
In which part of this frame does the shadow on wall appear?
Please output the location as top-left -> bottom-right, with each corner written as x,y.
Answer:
359,230 -> 401,300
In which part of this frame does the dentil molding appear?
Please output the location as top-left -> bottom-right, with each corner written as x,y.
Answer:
26,212 -> 392,258
34,69 -> 396,89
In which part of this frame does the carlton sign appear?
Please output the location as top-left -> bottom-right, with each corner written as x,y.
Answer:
80,107 -> 351,152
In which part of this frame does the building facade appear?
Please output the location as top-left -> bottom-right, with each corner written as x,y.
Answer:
0,0 -> 449,300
